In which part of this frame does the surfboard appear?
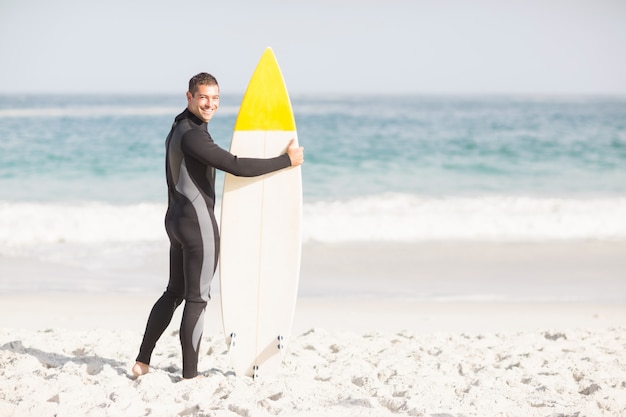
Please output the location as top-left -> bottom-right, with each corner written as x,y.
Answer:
219,47 -> 302,379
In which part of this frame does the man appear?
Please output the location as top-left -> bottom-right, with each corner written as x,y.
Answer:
133,73 -> 304,379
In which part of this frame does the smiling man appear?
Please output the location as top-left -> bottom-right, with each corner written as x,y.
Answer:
132,72 -> 304,379
187,79 -> 219,122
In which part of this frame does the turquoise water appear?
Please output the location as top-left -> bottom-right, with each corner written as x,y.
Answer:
0,94 -> 625,249
1,94 -> 625,203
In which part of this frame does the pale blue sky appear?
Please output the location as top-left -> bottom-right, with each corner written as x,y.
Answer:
1,0 -> 625,95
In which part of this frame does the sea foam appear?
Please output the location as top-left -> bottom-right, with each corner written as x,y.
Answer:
1,195 -> 625,251
1,195 -> 624,275
303,194 -> 626,242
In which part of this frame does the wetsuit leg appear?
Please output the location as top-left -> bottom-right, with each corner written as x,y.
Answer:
135,242 -> 185,366
175,211 -> 219,378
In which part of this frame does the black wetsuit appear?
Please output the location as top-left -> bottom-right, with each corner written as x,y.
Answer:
136,109 -> 291,378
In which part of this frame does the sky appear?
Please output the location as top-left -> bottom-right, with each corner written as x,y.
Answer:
1,0 -> 625,95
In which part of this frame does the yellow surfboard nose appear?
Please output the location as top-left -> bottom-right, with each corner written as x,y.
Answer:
234,47 -> 297,131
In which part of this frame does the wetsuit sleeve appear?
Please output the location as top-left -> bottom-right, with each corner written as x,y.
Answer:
181,130 -> 291,177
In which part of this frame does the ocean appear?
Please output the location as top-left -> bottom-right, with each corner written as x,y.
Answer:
1,94 -> 625,291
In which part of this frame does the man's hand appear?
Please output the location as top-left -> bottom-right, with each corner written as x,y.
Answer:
286,138 -> 304,167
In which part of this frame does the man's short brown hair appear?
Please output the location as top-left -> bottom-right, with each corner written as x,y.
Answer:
188,73 -> 219,95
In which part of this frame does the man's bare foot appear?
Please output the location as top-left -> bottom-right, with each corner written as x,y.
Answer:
132,362 -> 149,378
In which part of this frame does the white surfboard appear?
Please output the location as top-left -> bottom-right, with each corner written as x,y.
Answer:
219,47 -> 302,379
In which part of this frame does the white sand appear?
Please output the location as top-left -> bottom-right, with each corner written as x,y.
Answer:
1,313 -> 624,417
1,241 -> 626,416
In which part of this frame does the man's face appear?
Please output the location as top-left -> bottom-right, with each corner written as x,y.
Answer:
187,84 -> 220,122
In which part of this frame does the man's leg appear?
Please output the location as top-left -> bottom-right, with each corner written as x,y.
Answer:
134,243 -> 185,374
179,215 -> 218,379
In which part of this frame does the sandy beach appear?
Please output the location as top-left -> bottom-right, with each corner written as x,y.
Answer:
1,241 -> 625,416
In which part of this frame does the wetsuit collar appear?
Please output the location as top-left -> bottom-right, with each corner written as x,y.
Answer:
176,108 -> 207,128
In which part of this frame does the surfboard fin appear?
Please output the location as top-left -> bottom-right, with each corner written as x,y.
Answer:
228,332 -> 237,348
